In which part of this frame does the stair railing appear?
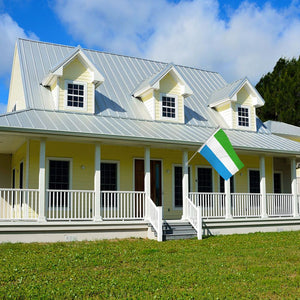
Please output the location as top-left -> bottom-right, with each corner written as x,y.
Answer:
147,197 -> 163,241
186,197 -> 202,240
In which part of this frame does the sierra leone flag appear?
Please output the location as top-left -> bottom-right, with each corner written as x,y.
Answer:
199,128 -> 244,180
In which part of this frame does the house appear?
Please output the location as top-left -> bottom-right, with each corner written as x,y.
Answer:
0,38 -> 299,242
264,120 -> 300,194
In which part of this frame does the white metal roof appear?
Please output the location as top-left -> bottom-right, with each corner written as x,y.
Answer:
0,109 -> 299,155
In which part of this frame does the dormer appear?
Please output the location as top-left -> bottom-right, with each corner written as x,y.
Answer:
42,47 -> 104,114
133,64 -> 193,123
208,78 -> 264,131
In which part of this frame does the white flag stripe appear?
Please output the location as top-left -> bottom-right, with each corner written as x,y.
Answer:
208,136 -> 239,175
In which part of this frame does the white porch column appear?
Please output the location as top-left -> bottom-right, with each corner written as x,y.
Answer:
38,139 -> 46,222
225,179 -> 232,219
94,143 -> 102,221
291,158 -> 298,217
182,150 -> 188,220
144,147 -> 151,218
260,156 -> 267,218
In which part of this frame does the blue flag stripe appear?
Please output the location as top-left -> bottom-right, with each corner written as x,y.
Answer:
200,145 -> 232,180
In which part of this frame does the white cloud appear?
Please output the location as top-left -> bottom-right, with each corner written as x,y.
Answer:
0,13 -> 38,77
55,0 -> 300,83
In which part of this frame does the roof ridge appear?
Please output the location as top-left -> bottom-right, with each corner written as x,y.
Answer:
18,38 -> 220,75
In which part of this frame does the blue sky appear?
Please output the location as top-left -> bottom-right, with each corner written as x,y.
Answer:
0,0 -> 299,113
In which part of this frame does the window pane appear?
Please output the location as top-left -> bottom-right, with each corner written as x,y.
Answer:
238,107 -> 249,127
197,168 -> 212,192
162,95 -> 176,119
249,170 -> 260,193
67,83 -> 84,108
274,173 -> 281,193
48,160 -> 70,207
101,163 -> 117,191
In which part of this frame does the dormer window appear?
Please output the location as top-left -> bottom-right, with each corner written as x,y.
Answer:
237,105 -> 249,127
65,81 -> 87,110
161,93 -> 178,120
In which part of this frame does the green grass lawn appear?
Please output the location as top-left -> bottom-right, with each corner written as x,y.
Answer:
1,231 -> 300,299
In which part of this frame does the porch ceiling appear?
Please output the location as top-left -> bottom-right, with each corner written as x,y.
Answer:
0,133 -> 26,153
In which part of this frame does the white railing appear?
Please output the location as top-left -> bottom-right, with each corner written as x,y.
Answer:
186,197 -> 202,240
0,188 -> 39,220
189,192 -> 225,218
47,190 -> 95,220
267,194 -> 293,217
101,191 -> 145,220
231,193 -> 261,217
147,197 -> 162,241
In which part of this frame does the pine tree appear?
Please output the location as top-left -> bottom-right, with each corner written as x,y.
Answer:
256,57 -> 300,126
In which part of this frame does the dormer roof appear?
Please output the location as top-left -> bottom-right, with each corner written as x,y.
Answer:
132,63 -> 193,98
42,46 -> 104,87
208,77 -> 264,108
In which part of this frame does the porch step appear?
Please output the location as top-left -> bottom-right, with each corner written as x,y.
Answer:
150,220 -> 197,241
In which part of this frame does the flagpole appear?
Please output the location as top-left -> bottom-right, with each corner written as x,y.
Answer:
187,126 -> 221,165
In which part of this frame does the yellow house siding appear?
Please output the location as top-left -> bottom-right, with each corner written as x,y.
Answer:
58,57 -> 95,113
0,154 -> 11,188
154,73 -> 184,123
7,46 -> 26,112
11,142 -> 27,188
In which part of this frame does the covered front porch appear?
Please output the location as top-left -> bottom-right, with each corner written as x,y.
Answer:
0,133 -> 299,241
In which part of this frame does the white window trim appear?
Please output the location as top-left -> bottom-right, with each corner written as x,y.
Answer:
172,164 -> 191,210
237,104 -> 251,129
46,157 -> 73,211
101,160 -> 120,192
64,80 -> 88,111
248,168 -> 260,194
160,93 -> 178,121
195,165 -> 214,192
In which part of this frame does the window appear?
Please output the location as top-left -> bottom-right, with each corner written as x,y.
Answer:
101,162 -> 118,208
219,175 -> 234,193
101,163 -> 117,191
238,106 -> 249,127
197,168 -> 213,192
249,170 -> 260,193
48,160 -> 70,208
161,94 -> 177,119
66,81 -> 86,109
174,166 -> 190,208
274,173 -> 282,193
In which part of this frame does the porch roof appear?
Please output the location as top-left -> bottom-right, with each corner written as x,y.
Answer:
0,109 -> 299,156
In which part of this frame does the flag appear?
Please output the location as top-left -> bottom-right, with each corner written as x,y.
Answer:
199,128 -> 244,180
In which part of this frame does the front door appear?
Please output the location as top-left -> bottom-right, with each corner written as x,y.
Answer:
135,159 -> 162,206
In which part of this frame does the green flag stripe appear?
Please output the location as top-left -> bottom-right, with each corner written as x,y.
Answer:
214,129 -> 244,170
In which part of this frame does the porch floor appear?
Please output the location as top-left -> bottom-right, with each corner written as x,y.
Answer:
1,217 -> 300,243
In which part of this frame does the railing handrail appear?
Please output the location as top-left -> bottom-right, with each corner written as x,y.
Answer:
0,188 -> 39,192
189,192 -> 225,195
147,197 -> 162,242
186,197 -> 202,240
47,189 -> 94,193
101,191 -> 146,194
